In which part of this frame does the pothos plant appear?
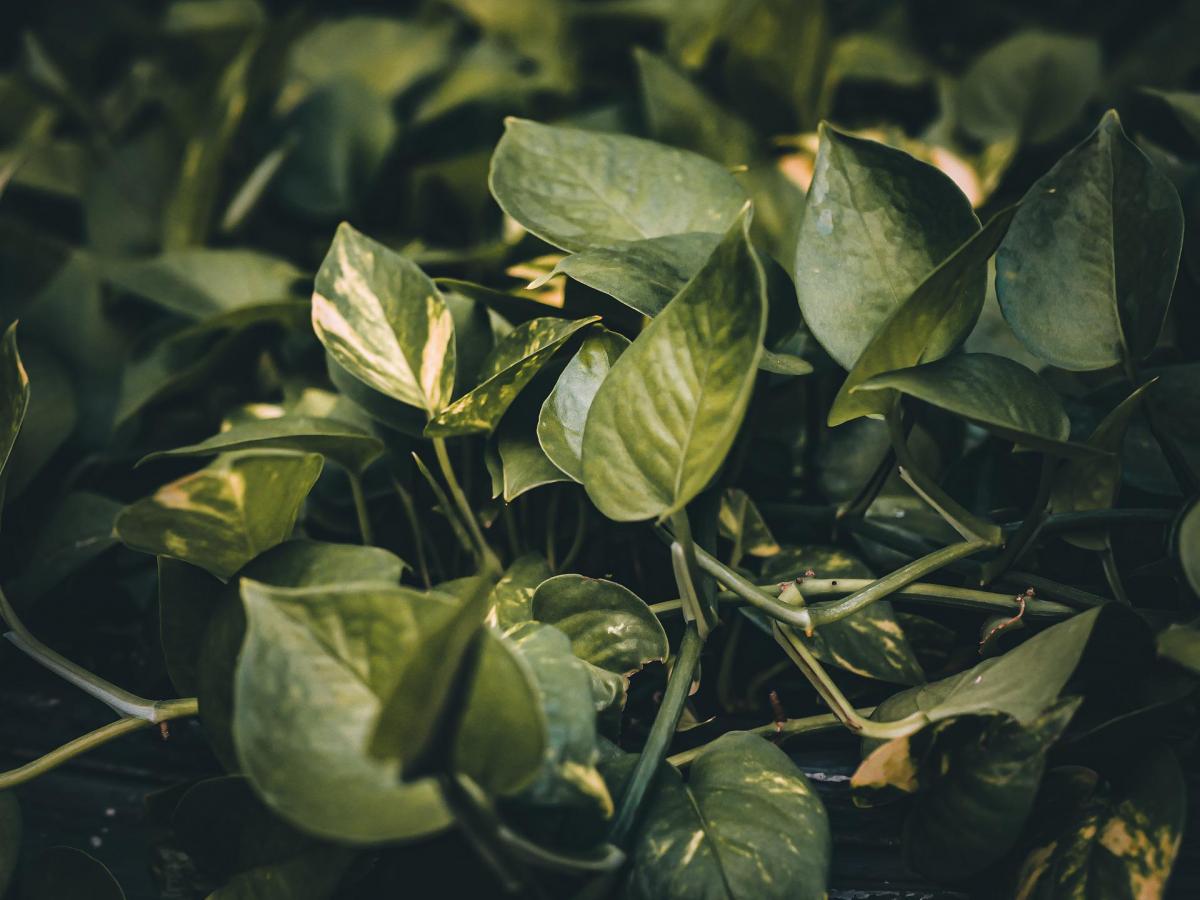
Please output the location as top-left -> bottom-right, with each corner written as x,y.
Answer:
2,100 -> 1200,900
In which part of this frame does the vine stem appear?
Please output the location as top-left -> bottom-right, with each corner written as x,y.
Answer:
887,408 -> 1002,545
393,478 -> 432,588
558,494 -> 588,574
347,471 -> 374,545
608,622 -> 704,847
433,438 -> 501,576
669,510 -> 713,638
979,453 -> 1056,584
666,708 -> 876,768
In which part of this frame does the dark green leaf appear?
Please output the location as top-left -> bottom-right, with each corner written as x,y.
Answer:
0,322 -> 30,483
626,732 -> 830,900
489,553 -> 553,630
116,451 -> 324,580
532,574 -> 668,674
7,492 -> 121,601
1179,500 -> 1200,597
20,847 -> 124,900
996,110 -> 1184,370
793,124 -> 980,369
312,222 -> 455,415
582,209 -> 765,521
717,488 -> 779,562
489,117 -> 746,252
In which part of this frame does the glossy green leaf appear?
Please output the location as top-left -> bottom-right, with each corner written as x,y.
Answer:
531,232 -> 720,318
626,732 -> 830,900
717,488 -> 779,562
1157,621 -> 1200,675
855,353 -> 1087,455
489,553 -> 554,630
793,124 -> 981,369
1051,381 -> 1154,550
829,207 -> 1017,426
996,111 -> 1184,370
532,574 -> 669,675
7,491 -> 121,600
140,414 -> 384,475
853,700 -> 1080,880
956,31 -> 1101,145
537,329 -> 629,482
489,117 -> 746,252
105,248 -> 303,319
1012,748 -> 1186,898
171,776 -> 355,900
496,419 -> 569,500
234,578 -> 453,842
312,222 -> 455,415
582,209 -> 765,521
0,322 -> 30,483
425,315 -> 598,437
116,451 -> 324,580
20,847 -> 124,900
0,793 -> 18,896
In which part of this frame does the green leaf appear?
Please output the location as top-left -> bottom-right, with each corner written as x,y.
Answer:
1179,500 -> 1200,598
116,451 -> 324,580
1051,381 -> 1155,550
234,578 -> 453,842
496,419 -> 570,501
1144,88 -> 1200,147
581,209 -> 765,521
19,847 -> 124,900
489,117 -> 746,252
425,315 -> 598,437
829,207 -> 1017,426
105,249 -> 303,319
626,732 -> 830,900
7,491 -> 121,601
853,700 -> 1081,880
956,31 -> 1101,145
531,232 -> 720,318
1012,748 -> 1186,898
996,110 -> 1184,370
537,329 -> 629,482
0,793 -> 19,896
793,124 -> 981,370
171,775 -> 355,900
139,414 -> 384,475
4,340 -> 75,497
717,488 -> 780,561
489,553 -> 554,630
531,574 -> 669,675
855,353 -> 1091,456
0,322 -> 31,483
1157,621 -> 1200,675
312,222 -> 455,415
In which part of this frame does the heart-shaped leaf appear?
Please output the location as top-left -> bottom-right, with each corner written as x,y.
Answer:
537,329 -> 629,482
20,847 -> 125,900
139,414 -> 384,475
532,574 -> 668,675
312,222 -> 455,415
488,553 -> 554,630
829,207 -> 1017,426
582,209 -> 765,521
489,117 -> 745,252
793,124 -> 981,370
625,732 -> 831,900
996,110 -> 1184,370
116,451 -> 324,580
426,315 -> 598,437
854,353 -> 1092,456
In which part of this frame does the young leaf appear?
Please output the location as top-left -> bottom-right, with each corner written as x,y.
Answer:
312,222 -> 455,415
996,110 -> 1184,370
829,207 -> 1017,426
582,209 -> 766,521
234,579 -> 453,843
20,847 -> 125,900
854,353 -> 1091,456
955,31 -> 1101,145
537,329 -> 629,482
0,322 -> 30,482
625,732 -> 830,900
425,315 -> 598,437
489,118 -> 746,252
793,124 -> 981,370
531,574 -> 669,675
115,451 -> 324,580
139,415 -> 384,475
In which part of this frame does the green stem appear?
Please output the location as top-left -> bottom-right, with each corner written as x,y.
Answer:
347,471 -> 374,545
545,489 -> 561,571
773,622 -> 927,739
837,443 -> 897,523
667,708 -> 875,768
609,623 -> 704,847
558,494 -> 588,573
887,409 -> 1002,545
980,454 -> 1056,584
393,478 -> 432,589
412,451 -> 477,562
807,540 -> 990,626
1003,570 -> 1109,608
440,774 -> 538,897
433,438 -> 501,576
669,510 -> 713,637
1099,542 -> 1130,605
